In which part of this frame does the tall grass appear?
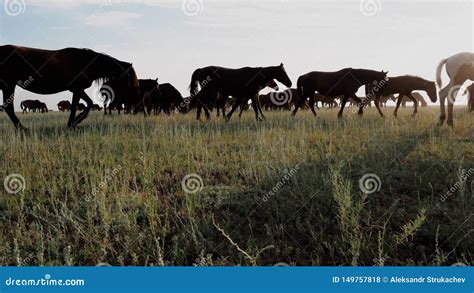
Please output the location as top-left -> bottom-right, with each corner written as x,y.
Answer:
0,107 -> 472,266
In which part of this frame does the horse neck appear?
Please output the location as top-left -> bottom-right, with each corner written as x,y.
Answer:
90,55 -> 127,82
261,67 -> 279,81
353,69 -> 380,83
412,78 -> 431,91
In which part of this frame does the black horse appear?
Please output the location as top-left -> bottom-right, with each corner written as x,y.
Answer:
102,78 -> 159,115
154,83 -> 185,115
294,68 -> 388,118
0,45 -> 139,129
189,64 -> 292,121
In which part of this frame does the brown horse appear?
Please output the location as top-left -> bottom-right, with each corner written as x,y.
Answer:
20,100 -> 48,113
57,100 -> 71,112
314,94 -> 340,109
102,78 -> 153,115
294,68 -> 388,118
366,75 -> 437,117
400,92 -> 427,108
154,83 -> 185,115
190,64 -> 292,121
0,45 -> 139,129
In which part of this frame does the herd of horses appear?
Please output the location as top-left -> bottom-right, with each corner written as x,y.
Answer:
0,45 -> 473,131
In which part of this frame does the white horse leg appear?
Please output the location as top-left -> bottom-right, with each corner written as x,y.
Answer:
447,95 -> 455,127
438,82 -> 452,126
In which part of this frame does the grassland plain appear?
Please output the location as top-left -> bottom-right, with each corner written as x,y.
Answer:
0,107 -> 473,266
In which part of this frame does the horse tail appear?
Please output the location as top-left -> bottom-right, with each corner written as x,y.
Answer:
20,101 -> 26,111
189,68 -> 202,95
436,58 -> 448,87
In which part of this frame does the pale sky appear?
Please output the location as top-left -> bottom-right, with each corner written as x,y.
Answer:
0,0 -> 473,108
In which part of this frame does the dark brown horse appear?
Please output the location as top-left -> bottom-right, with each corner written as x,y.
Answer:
366,75 -> 437,117
154,83 -> 185,115
102,78 -> 152,115
20,100 -> 48,113
294,68 -> 388,118
57,100 -> 71,112
0,45 -> 139,129
189,64 -> 292,121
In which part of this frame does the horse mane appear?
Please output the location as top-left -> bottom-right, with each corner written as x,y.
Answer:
403,75 -> 433,84
80,49 -> 131,87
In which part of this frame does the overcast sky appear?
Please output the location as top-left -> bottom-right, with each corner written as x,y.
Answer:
0,0 -> 473,108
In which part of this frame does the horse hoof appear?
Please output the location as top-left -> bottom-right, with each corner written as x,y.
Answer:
17,126 -> 29,133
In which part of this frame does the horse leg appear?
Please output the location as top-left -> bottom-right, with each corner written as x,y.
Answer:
308,95 -> 317,117
447,96 -> 455,127
72,91 -> 93,126
68,92 -> 80,128
374,96 -> 385,118
2,86 -> 26,130
406,93 -> 418,117
203,104 -> 211,120
292,95 -> 307,117
338,96 -> 349,118
351,96 -> 364,116
256,96 -> 266,120
393,94 -> 403,118
238,100 -> 247,118
225,98 -> 241,121
196,104 -> 202,120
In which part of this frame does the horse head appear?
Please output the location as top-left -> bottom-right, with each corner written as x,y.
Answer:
274,63 -> 292,88
425,81 -> 438,103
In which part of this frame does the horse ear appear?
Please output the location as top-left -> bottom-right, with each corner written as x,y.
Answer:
280,63 -> 284,67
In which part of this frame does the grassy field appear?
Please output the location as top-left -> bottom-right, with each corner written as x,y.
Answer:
0,107 -> 473,266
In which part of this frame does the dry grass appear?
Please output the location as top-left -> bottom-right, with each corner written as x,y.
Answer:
0,106 -> 473,266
